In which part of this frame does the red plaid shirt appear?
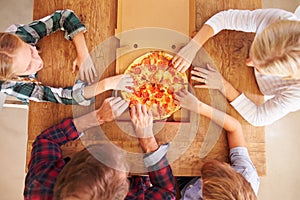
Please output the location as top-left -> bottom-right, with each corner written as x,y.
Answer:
24,118 -> 176,200
24,118 -> 79,200
126,157 -> 176,200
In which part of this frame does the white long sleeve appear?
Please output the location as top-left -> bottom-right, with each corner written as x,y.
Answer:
230,89 -> 300,126
205,8 -> 298,35
204,9 -> 300,126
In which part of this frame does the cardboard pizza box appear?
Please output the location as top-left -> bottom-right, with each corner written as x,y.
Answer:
115,0 -> 195,123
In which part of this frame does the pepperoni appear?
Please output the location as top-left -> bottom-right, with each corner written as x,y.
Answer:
142,91 -> 150,98
163,103 -> 168,109
140,85 -> 146,90
133,67 -> 141,74
134,91 -> 142,97
154,92 -> 164,98
149,65 -> 157,71
165,96 -> 171,103
168,68 -> 176,76
167,88 -> 173,94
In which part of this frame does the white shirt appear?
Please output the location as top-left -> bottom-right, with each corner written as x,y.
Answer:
205,9 -> 300,126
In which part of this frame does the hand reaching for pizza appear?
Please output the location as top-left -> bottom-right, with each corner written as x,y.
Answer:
73,53 -> 97,85
172,39 -> 201,73
96,97 -> 129,123
174,89 -> 201,114
105,74 -> 134,92
191,64 -> 225,91
130,104 -> 158,153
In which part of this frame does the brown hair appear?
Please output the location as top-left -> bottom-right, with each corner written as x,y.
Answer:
250,20 -> 300,78
201,160 -> 257,200
54,144 -> 129,200
0,32 -> 23,80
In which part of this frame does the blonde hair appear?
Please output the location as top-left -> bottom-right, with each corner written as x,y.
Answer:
201,160 -> 257,200
250,20 -> 300,78
0,32 -> 24,80
54,144 -> 129,200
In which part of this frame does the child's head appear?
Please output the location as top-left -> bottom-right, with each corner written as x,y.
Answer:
0,32 -> 43,80
201,160 -> 257,200
250,20 -> 300,79
54,144 -> 129,200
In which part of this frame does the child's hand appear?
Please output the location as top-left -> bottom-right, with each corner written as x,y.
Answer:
73,54 -> 97,85
104,74 -> 134,92
174,89 -> 201,113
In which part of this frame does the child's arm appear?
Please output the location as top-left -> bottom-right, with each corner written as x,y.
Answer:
12,9 -> 96,84
175,89 -> 245,148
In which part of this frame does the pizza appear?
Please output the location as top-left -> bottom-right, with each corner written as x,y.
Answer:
121,51 -> 188,120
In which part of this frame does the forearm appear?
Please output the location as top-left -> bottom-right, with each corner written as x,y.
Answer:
192,24 -> 214,47
221,79 -> 241,102
72,31 -> 89,60
73,110 -> 102,133
197,102 -> 245,148
83,79 -> 108,99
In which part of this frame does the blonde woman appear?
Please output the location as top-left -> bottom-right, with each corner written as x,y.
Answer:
0,10 -> 133,105
175,89 -> 260,199
172,8 -> 300,126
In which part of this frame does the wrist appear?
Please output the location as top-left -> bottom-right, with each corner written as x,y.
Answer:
188,39 -> 201,52
73,111 -> 100,132
196,100 -> 203,114
83,80 -> 105,99
101,78 -> 111,91
223,80 -> 241,102
139,137 -> 159,153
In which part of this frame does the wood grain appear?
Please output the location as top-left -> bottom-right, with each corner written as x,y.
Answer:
27,0 -> 265,176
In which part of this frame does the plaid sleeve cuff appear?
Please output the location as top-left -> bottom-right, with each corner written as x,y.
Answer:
65,26 -> 86,40
143,143 -> 169,168
72,80 -> 94,106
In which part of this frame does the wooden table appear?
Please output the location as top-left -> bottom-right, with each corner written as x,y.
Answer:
27,0 -> 265,176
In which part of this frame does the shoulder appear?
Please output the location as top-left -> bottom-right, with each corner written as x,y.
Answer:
230,147 -> 260,194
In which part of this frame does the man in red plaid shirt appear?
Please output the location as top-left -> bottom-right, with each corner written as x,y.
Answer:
24,97 -> 176,200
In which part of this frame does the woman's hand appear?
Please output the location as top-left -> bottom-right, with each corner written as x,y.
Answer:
172,39 -> 201,73
191,64 -> 225,91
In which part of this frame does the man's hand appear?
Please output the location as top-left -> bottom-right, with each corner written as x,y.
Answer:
174,89 -> 201,113
130,104 -> 158,153
172,39 -> 201,73
96,97 -> 129,124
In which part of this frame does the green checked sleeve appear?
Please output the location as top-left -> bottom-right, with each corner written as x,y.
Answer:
10,9 -> 86,45
0,80 -> 93,105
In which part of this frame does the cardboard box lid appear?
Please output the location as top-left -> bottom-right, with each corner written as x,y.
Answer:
116,0 -> 195,36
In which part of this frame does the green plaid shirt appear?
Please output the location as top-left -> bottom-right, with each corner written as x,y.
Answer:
1,9 -> 92,105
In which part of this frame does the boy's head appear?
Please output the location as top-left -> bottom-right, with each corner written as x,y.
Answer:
201,160 -> 257,200
54,144 -> 129,200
